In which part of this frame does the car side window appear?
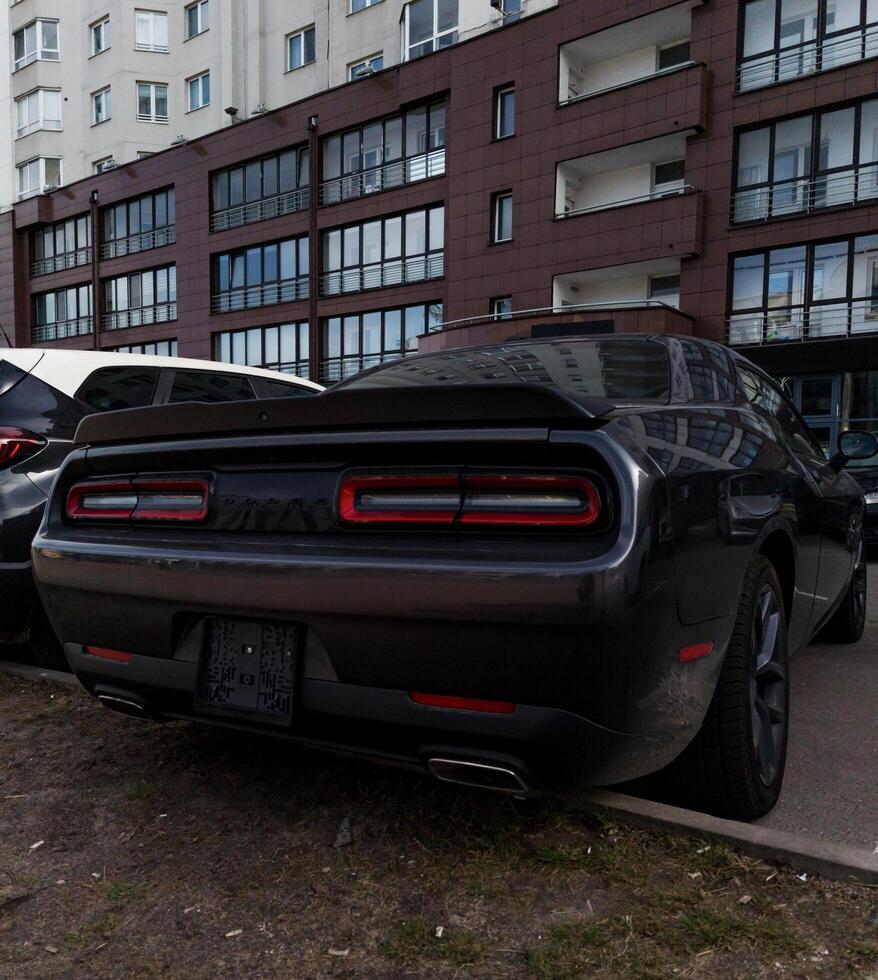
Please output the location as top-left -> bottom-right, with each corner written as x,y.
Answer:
76,367 -> 161,412
167,370 -> 256,405
737,365 -> 824,459
257,379 -> 315,399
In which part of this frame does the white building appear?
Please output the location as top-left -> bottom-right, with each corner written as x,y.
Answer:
1,0 -> 553,209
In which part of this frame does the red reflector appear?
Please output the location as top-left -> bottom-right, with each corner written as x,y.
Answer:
84,645 -> 133,663
410,692 -> 516,714
680,642 -> 713,664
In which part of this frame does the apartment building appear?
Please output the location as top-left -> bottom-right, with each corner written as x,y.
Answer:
2,0 -> 878,453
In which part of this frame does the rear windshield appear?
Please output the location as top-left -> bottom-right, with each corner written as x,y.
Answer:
337,339 -> 670,402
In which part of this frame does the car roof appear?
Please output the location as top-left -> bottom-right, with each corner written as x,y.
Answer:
0,348 -> 322,399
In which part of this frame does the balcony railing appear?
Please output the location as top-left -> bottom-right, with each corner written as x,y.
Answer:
560,60 -> 695,106
557,185 -> 693,219
210,189 -> 310,232
738,23 -> 878,91
731,166 -> 878,223
211,277 -> 309,314
319,149 -> 446,206
32,316 -> 93,343
320,253 -> 444,297
136,112 -> 169,124
102,302 -> 177,331
728,301 -> 878,346
31,247 -> 92,278
100,226 -> 176,260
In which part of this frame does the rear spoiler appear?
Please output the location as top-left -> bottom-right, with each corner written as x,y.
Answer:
75,384 -> 615,447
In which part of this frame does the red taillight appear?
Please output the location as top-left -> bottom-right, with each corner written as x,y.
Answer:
411,692 -> 516,714
84,645 -> 133,663
0,427 -> 46,469
66,478 -> 209,523
338,472 -> 602,528
680,641 -> 713,664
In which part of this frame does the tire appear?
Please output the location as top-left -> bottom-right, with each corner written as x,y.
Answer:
819,535 -> 867,644
28,601 -> 70,672
658,555 -> 789,821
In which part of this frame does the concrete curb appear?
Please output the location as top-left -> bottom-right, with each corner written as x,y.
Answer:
578,789 -> 878,886
0,659 -> 81,689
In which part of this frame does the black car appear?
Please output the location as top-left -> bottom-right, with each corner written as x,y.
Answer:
32,336 -> 873,819
847,463 -> 878,547
0,348 -> 319,666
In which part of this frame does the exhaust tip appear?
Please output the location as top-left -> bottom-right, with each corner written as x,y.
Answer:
97,694 -> 152,721
427,757 -> 529,794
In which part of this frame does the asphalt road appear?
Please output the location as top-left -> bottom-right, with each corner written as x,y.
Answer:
756,562 -> 878,854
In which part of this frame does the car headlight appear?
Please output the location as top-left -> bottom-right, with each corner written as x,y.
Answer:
864,492 -> 878,505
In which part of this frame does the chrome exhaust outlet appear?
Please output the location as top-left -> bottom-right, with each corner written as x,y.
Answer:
427,757 -> 529,794
97,694 -> 153,721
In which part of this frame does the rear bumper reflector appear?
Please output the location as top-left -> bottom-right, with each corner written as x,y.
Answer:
84,645 -> 134,663
411,692 -> 516,714
679,642 -> 713,664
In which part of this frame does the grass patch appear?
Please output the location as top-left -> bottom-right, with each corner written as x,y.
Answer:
382,917 -> 487,969
525,921 -> 614,980
65,912 -> 115,948
124,779 -> 159,802
107,881 -> 145,904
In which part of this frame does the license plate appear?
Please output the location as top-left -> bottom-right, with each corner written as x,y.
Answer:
196,617 -> 298,726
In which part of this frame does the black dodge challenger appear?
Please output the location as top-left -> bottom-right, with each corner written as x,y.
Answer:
32,336 -> 874,820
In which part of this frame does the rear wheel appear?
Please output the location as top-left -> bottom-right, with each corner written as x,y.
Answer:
819,535 -> 867,644
29,601 -> 69,672
660,555 -> 789,820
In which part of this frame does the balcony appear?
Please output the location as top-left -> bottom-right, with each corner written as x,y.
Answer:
100,226 -> 176,260
32,316 -> 93,343
211,278 -> 309,314
319,149 -> 445,206
417,303 -> 694,354
556,133 -> 693,217
102,302 -> 176,331
31,247 -> 92,278
553,258 -> 682,309
732,164 -> 878,223
559,3 -> 696,104
210,189 -> 310,233
320,253 -> 444,297
738,23 -> 878,92
728,301 -> 878,346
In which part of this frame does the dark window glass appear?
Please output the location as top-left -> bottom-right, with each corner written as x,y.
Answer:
654,160 -> 685,185
259,379 -> 313,398
168,371 -> 256,404
76,367 -> 160,411
658,41 -> 690,69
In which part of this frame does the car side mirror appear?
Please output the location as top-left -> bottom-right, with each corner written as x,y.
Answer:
829,429 -> 878,472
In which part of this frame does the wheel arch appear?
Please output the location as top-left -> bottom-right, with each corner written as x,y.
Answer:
757,528 -> 796,625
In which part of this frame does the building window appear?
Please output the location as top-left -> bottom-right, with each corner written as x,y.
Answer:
185,0 -> 209,39
92,88 -> 112,125
216,323 -> 310,379
104,264 -> 177,331
349,54 -> 384,79
15,89 -> 62,138
17,158 -> 61,200
91,17 -> 110,55
137,151 -> 155,159
402,0 -> 458,61
492,192 -> 513,243
653,159 -> 686,196
494,85 -> 515,139
733,97 -> 878,223
94,157 -> 116,173
648,274 -> 681,304
135,10 -> 169,52
351,0 -> 383,11
321,100 -> 446,204
32,216 -> 92,277
323,302 -> 443,381
102,189 -> 176,258
187,71 -> 210,111
211,145 -> 309,230
321,205 -> 444,296
212,237 -> 310,313
657,41 -> 691,71
109,340 -> 178,356
32,285 -> 93,343
137,82 -> 169,123
728,234 -> 878,345
738,0 -> 878,91
499,0 -> 522,24
287,26 -> 316,70
491,296 -> 513,319
13,20 -> 60,71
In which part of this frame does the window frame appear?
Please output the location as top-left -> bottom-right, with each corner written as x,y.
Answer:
91,16 -> 111,56
186,70 -> 210,112
137,81 -> 169,123
15,88 -> 62,138
286,25 -> 316,71
491,296 -> 514,319
17,157 -> 62,200
184,0 -> 209,39
134,9 -> 169,53
32,283 -> 93,337
103,264 -> 178,316
348,53 -> 384,79
350,0 -> 384,12
102,188 -> 176,247
212,236 -> 311,312
215,322 -> 312,381
13,19 -> 60,71
492,191 -> 513,244
402,0 -> 459,62
210,145 -> 310,219
92,86 -> 112,126
494,84 -> 515,140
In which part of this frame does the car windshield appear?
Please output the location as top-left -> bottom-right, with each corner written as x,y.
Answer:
336,338 -> 671,403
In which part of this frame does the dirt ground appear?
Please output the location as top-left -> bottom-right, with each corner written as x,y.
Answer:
0,672 -> 876,979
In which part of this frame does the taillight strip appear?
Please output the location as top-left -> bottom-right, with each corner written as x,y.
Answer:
338,474 -> 461,524
0,427 -> 47,470
66,478 -> 209,523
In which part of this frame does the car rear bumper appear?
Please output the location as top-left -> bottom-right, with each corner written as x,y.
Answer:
0,561 -> 36,639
